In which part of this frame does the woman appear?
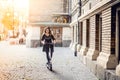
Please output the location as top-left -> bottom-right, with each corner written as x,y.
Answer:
41,27 -> 56,65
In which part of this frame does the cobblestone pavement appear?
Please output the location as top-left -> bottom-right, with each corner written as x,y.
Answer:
0,41 -> 98,80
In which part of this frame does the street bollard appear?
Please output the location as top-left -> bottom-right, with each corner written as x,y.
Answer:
74,43 -> 77,57
74,51 -> 77,56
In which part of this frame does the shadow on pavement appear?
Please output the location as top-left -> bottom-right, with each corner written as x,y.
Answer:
50,70 -> 72,80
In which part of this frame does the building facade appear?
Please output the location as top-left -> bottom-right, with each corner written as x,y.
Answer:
26,0 -> 71,47
70,0 -> 120,79
69,0 -> 81,52
27,0 -> 120,79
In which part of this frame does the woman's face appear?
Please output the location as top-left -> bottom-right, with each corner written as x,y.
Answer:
46,29 -> 50,33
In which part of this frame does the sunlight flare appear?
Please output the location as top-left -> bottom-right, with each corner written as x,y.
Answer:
14,0 -> 29,9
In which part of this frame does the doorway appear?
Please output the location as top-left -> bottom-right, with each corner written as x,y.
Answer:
96,14 -> 102,52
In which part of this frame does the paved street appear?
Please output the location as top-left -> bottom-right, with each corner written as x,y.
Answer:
0,41 -> 98,80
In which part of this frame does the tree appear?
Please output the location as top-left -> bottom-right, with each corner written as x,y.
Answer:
1,11 -> 19,30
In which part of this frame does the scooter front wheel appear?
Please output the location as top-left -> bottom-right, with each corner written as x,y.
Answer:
46,62 -> 52,71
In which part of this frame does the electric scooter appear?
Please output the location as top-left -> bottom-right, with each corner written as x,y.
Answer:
45,43 -> 54,71
46,61 -> 52,71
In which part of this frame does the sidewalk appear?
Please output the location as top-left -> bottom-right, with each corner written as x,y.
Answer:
0,41 -> 98,80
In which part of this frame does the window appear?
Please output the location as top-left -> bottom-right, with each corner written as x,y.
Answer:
86,19 -> 90,48
96,14 -> 102,51
82,9 -> 84,14
80,22 -> 83,45
89,3 -> 91,10
78,22 -> 80,44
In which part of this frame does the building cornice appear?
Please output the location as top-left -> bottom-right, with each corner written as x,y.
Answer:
78,0 -> 112,21
52,13 -> 70,16
29,22 -> 70,27
70,19 -> 78,26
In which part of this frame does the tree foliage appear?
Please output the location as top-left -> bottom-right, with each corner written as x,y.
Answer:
1,11 -> 19,30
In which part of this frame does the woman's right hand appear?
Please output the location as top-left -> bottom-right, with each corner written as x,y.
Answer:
41,41 -> 45,44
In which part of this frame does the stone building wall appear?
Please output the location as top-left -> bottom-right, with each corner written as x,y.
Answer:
76,0 -> 120,80
89,16 -> 95,49
101,8 -> 111,53
29,0 -> 64,22
26,26 -> 40,48
62,27 -> 71,47
82,20 -> 87,47
27,0 -> 71,47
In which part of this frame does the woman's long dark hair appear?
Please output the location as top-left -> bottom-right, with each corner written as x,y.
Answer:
44,27 -> 52,35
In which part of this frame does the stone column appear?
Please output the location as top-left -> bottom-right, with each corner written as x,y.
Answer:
116,65 -> 120,76
26,26 -> 40,48
62,27 -> 71,47
79,20 -> 88,56
84,15 -> 99,74
97,8 -> 117,69
77,23 -> 81,52
71,24 -> 78,51
86,15 -> 99,60
96,8 -> 117,79
115,5 -> 120,76
70,25 -> 74,49
71,26 -> 76,51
